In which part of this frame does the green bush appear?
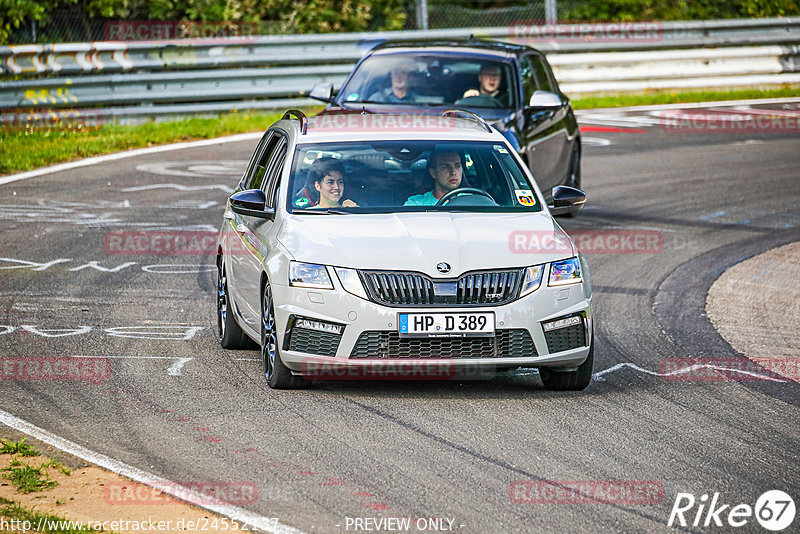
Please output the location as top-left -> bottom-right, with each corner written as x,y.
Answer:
560,0 -> 799,22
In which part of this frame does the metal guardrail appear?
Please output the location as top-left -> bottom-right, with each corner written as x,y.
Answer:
1,18 -> 799,123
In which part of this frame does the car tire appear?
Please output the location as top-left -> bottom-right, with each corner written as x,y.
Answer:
262,280 -> 306,389
217,259 -> 257,349
539,339 -> 593,391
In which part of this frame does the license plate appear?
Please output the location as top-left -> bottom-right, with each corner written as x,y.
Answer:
398,312 -> 495,338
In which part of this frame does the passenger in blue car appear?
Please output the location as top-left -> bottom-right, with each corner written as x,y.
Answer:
368,58 -> 418,104
404,149 -> 464,206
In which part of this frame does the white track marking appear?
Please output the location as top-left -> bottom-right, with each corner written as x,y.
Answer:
69,261 -> 138,273
0,132 -> 261,187
136,161 -> 247,178
121,183 -> 235,193
70,355 -> 195,376
20,325 -> 92,337
167,358 -> 193,376
580,136 -> 613,147
140,264 -> 216,274
592,362 -> 787,382
0,409 -> 304,534
104,325 -> 204,340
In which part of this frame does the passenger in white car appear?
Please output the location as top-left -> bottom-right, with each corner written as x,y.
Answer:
296,158 -> 358,209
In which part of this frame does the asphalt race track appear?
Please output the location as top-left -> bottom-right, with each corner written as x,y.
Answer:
1,99 -> 799,533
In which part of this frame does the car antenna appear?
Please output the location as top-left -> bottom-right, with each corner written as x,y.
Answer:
361,106 -> 368,115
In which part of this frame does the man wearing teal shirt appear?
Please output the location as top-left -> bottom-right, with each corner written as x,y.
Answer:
404,149 -> 463,206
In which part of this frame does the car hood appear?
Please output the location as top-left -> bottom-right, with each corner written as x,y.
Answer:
277,212 -> 575,277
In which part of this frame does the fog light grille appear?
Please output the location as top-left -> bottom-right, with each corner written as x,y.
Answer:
285,316 -> 343,357
543,320 -> 587,354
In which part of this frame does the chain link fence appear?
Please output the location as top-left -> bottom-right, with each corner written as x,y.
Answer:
2,1 -> 583,44
428,1 -> 547,29
5,1 -> 794,44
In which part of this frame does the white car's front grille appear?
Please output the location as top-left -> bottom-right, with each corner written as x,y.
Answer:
349,329 -> 537,359
359,269 -> 524,307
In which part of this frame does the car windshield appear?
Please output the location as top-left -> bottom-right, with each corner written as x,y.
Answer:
287,140 -> 542,214
339,54 -> 516,110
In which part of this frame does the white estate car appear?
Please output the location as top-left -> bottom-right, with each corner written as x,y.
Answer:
216,110 -> 593,390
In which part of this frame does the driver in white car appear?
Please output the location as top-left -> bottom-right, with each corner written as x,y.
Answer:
404,149 -> 464,206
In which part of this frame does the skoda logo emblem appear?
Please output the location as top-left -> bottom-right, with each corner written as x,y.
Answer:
436,262 -> 451,274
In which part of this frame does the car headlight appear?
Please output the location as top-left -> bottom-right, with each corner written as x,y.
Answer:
334,267 -> 368,300
520,265 -> 545,297
289,261 -> 333,289
549,257 -> 582,286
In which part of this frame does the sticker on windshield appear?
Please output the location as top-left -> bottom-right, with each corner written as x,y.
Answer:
346,93 -> 359,101
515,190 -> 535,205
295,197 -> 310,207
494,145 -> 509,154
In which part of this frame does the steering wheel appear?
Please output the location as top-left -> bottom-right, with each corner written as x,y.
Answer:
454,95 -> 501,108
436,187 -> 496,206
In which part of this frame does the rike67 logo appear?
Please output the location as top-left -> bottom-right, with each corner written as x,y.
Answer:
668,490 -> 795,531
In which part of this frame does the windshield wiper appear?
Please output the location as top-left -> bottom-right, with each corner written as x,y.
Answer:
292,209 -> 350,215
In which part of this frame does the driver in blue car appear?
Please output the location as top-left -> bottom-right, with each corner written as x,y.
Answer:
462,64 -> 507,106
404,149 -> 464,206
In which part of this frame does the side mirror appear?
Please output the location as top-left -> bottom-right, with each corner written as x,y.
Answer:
230,189 -> 274,219
309,83 -> 335,104
548,185 -> 586,216
527,90 -> 562,110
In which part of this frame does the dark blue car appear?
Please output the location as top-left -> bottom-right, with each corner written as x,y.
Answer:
310,40 -> 582,199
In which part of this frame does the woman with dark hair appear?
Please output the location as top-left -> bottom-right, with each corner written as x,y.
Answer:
294,158 -> 358,209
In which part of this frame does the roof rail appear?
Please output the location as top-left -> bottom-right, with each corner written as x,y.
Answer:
441,109 -> 492,133
281,109 -> 308,135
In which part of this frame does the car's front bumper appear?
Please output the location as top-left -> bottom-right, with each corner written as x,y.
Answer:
270,273 -> 592,378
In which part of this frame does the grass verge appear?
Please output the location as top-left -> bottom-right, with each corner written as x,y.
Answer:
1,496 -> 106,533
3,463 -> 58,493
0,438 -> 40,457
0,440 -> 68,494
1,86 -> 798,175
570,85 -> 800,109
0,110 -> 299,176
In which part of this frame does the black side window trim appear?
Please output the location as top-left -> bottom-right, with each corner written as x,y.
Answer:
240,131 -> 272,190
264,137 -> 289,208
